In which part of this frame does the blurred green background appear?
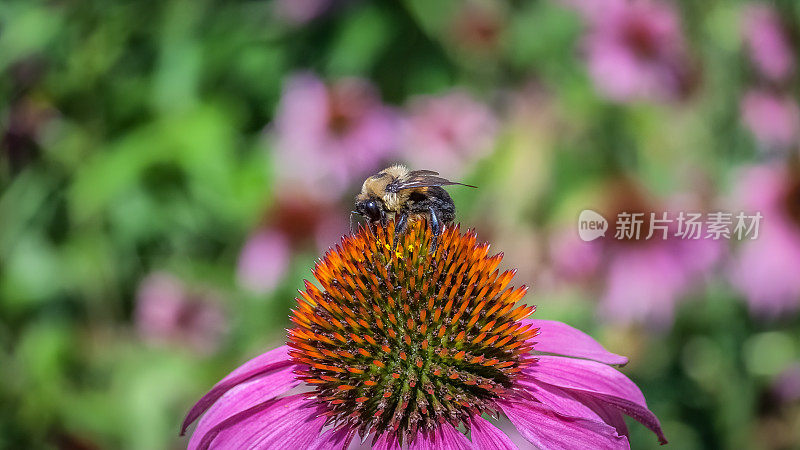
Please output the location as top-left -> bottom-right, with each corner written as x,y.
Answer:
2,0 -> 800,448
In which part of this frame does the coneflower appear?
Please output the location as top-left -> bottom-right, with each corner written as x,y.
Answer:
182,221 -> 667,449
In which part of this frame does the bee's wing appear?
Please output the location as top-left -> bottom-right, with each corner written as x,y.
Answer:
408,169 -> 440,176
389,171 -> 477,191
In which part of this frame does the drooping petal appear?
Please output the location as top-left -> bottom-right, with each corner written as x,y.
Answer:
191,394 -> 325,450
469,415 -> 517,450
522,319 -> 628,365
308,426 -> 355,450
408,430 -> 435,450
528,381 -> 603,423
223,345 -> 295,383
499,400 -> 628,450
574,392 -> 629,439
374,432 -> 402,450
189,363 -> 300,445
522,380 -> 632,440
182,345 -> 295,434
409,424 -> 475,450
525,355 -> 645,404
525,356 -> 666,444
437,422 -> 476,450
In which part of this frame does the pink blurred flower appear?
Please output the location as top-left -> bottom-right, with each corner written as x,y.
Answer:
183,226 -> 665,449
741,89 -> 800,149
236,192 -> 349,293
273,73 -> 398,201
237,230 -> 291,294
402,91 -> 497,174
135,273 -> 227,354
600,237 -> 721,329
773,363 -> 800,403
730,165 -> 800,318
550,230 -> 602,281
273,0 -> 335,25
449,2 -> 505,54
743,5 -> 795,82
582,0 -> 692,102
551,183 -> 722,330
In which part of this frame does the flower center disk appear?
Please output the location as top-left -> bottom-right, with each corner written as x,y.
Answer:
288,221 -> 536,445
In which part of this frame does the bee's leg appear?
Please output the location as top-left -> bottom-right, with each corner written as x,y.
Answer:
392,212 -> 409,251
349,211 -> 358,235
379,208 -> 388,227
368,209 -> 386,239
366,220 -> 377,235
428,206 -> 442,254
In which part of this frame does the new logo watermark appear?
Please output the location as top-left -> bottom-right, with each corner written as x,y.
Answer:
578,210 -> 763,241
578,209 -> 609,241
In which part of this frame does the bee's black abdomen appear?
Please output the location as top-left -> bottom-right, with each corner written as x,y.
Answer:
428,186 -> 456,223
410,186 -> 455,224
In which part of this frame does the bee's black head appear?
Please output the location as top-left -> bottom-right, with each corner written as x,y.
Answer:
355,197 -> 385,223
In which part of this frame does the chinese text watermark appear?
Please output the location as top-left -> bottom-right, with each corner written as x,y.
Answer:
578,210 -> 763,242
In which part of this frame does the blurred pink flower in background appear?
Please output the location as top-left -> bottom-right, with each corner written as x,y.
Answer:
599,237 -> 721,329
236,191 -> 348,294
552,232 -> 721,330
449,2 -> 505,55
550,230 -> 602,282
743,5 -> 795,83
272,73 -> 398,201
730,165 -> 800,318
740,89 -> 800,149
273,0 -> 335,25
773,363 -> 800,404
402,90 -> 497,175
581,0 -> 692,102
237,230 -> 291,294
551,183 -> 723,330
135,273 -> 228,354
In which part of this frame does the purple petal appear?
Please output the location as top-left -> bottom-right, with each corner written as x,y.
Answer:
182,345 -> 295,435
522,319 -> 628,365
525,355 -> 666,444
437,422 -> 476,450
191,394 -> 325,450
499,400 -> 628,450
469,415 -> 517,450
188,364 -> 300,448
374,432 -> 402,450
409,424 -> 474,450
408,430 -> 435,450
528,381 -> 603,423
308,427 -> 355,450
574,393 -> 629,439
223,345 -> 294,381
522,379 -> 631,439
525,355 -> 645,404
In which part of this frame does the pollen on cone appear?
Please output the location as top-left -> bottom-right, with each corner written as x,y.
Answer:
287,221 -> 534,446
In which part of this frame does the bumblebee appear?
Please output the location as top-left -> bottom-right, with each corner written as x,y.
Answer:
354,165 -> 475,247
